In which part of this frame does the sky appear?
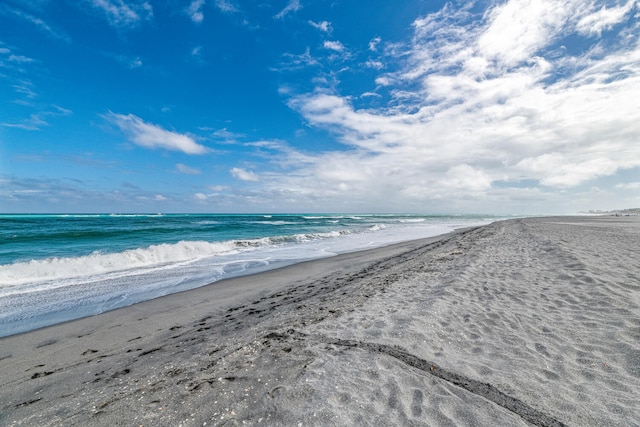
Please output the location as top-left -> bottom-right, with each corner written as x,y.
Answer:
1,0 -> 639,214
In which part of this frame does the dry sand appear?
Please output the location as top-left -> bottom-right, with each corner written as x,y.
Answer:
1,216 -> 639,426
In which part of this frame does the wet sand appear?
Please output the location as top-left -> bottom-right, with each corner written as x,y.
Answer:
1,216 -> 639,426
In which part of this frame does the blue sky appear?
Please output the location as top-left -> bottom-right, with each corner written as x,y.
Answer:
1,0 -> 639,214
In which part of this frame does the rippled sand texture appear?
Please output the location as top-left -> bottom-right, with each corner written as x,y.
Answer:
1,216 -> 638,426
309,217 -> 640,426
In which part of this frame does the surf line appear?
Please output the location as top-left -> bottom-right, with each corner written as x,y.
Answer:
266,330 -> 566,427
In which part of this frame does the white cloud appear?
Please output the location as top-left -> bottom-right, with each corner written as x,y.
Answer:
576,0 -> 636,37
176,163 -> 201,175
263,0 -> 640,212
2,6 -> 71,42
274,47 -> 319,71
477,0 -> 573,67
210,127 -> 244,142
441,164 -> 492,192
215,0 -> 238,13
309,20 -> 331,32
615,182 -> 640,190
517,153 -> 619,188
190,45 -> 205,64
369,37 -> 381,51
8,54 -> 35,63
2,105 -> 72,131
105,112 -> 208,154
274,0 -> 301,19
89,0 -> 153,28
128,56 -> 143,68
186,0 -> 205,23
230,167 -> 259,182
323,40 -> 345,52
1,116 -> 46,131
364,60 -> 383,70
374,76 -> 392,86
52,105 -> 73,116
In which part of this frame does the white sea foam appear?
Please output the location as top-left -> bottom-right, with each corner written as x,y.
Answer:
0,240 -> 243,288
368,224 -> 386,231
0,229 -> 358,289
0,222 -> 485,291
252,221 -> 298,225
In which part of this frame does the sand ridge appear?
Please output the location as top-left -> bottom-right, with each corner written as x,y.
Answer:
1,217 -> 639,426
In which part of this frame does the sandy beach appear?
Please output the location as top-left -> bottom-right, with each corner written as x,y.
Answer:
1,216 -> 639,426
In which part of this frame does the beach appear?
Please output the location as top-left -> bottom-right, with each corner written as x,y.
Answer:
1,216 -> 639,426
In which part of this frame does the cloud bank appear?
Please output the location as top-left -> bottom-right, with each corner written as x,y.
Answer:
253,0 -> 640,212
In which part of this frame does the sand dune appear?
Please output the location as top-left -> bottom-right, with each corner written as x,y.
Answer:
1,216 -> 639,426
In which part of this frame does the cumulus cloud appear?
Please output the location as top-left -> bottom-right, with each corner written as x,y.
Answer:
309,20 -> 331,32
230,167 -> 259,181
323,40 -> 345,52
261,0 -> 640,212
186,0 -> 205,23
105,112 -> 208,154
364,60 -> 383,70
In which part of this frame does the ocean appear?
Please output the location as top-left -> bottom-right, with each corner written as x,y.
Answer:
0,213 -> 496,337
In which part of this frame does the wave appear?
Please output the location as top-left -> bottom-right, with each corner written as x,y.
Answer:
302,215 -> 365,220
250,221 -> 298,225
368,224 -> 386,231
0,240 -> 238,287
108,213 -> 164,217
0,229 -> 355,287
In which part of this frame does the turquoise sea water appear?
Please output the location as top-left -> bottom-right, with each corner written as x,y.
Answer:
0,213 -> 497,337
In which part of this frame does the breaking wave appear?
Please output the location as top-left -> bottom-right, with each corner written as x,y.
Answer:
0,231 -> 353,288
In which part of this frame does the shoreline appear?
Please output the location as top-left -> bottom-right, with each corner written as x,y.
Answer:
1,226 -> 467,341
0,217 -> 489,339
2,216 -> 639,426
